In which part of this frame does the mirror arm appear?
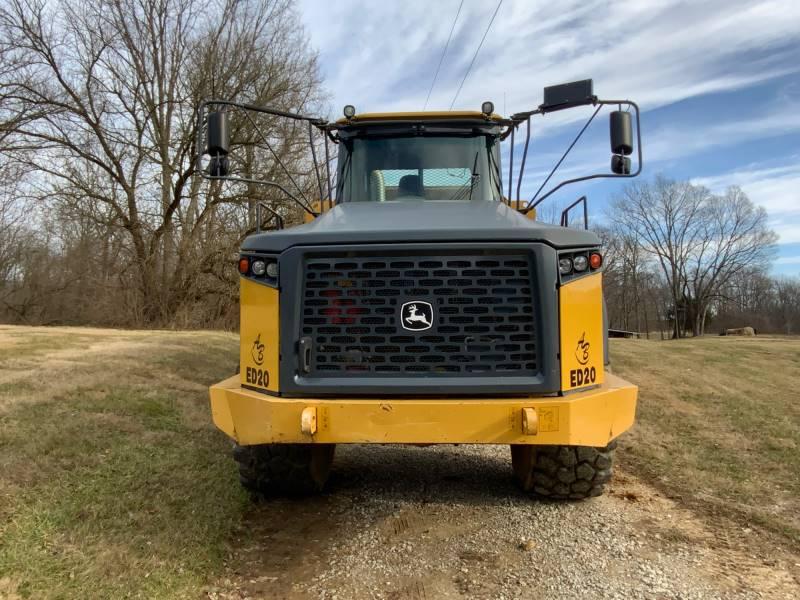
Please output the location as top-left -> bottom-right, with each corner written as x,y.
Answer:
203,99 -> 327,127
195,99 -> 322,217
256,201 -> 284,232
508,107 -> 543,122
522,99 -> 642,214
239,109 -> 317,214
515,117 -> 531,203
324,135 -> 333,210
308,120 -> 325,206
194,101 -> 209,172
197,98 -> 326,168
529,104 -> 603,207
506,126 -> 514,203
205,175 -> 317,218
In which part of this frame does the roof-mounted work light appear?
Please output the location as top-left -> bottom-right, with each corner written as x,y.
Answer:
343,105 -> 356,118
481,101 -> 495,115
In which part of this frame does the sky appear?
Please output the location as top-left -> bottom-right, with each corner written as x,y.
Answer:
297,0 -> 800,275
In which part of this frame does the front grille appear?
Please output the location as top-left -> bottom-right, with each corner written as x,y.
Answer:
299,252 -> 537,377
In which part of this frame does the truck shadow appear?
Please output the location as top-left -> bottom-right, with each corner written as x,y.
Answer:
328,443 -> 520,505
225,444 -> 525,598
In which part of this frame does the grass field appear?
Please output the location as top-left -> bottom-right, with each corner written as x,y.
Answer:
0,326 -> 798,597
0,327 -> 245,598
611,334 -> 800,545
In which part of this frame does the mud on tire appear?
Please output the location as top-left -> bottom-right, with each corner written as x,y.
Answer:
511,442 -> 616,500
233,443 -> 335,496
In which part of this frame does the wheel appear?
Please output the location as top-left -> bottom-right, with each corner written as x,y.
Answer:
232,443 -> 335,496
511,442 -> 617,500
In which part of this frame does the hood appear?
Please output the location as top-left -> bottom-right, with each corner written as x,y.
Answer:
242,200 -> 600,253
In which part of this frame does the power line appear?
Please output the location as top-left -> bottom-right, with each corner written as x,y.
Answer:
423,0 -> 464,110
449,0 -> 503,110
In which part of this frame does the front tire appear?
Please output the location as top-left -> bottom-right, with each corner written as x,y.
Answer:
233,443 -> 335,496
511,442 -> 616,499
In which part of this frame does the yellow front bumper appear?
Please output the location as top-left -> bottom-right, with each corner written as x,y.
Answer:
209,374 -> 637,447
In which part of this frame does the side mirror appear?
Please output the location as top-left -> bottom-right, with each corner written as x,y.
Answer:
609,110 -> 633,174
611,154 -> 631,175
206,110 -> 230,177
609,110 -> 632,155
208,155 -> 229,177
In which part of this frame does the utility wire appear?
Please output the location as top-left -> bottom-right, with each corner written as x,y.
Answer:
423,0 -> 463,110
449,0 -> 503,110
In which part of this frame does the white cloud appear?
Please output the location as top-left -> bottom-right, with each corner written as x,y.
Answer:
297,0 -> 800,187
775,255 -> 800,266
692,161 -> 800,214
691,160 -> 800,245
299,0 -> 800,117
769,221 -> 800,245
647,108 -> 800,165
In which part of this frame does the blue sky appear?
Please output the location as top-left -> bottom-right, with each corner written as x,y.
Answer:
297,0 -> 800,275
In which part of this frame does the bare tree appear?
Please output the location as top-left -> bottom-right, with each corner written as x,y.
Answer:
685,186 -> 777,335
0,168 -> 24,288
714,270 -> 800,335
610,176 -> 707,338
774,278 -> 800,335
598,224 -> 666,337
0,0 -> 322,325
608,177 -> 777,338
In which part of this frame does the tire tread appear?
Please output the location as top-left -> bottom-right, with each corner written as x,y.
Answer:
515,442 -> 617,500
232,443 -> 334,496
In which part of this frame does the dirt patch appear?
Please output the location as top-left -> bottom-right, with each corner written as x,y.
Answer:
209,445 -> 800,599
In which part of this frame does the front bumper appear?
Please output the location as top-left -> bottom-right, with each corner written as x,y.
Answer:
209,374 -> 637,447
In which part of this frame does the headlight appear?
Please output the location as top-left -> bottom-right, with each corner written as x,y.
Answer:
251,260 -> 266,276
559,257 -> 573,275
266,261 -> 279,278
573,255 -> 589,272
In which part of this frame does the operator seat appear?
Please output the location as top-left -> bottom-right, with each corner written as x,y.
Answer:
398,174 -> 424,198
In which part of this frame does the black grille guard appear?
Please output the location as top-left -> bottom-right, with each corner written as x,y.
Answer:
276,243 -> 561,398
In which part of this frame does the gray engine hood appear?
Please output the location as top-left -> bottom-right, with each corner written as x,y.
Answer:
242,200 -> 600,253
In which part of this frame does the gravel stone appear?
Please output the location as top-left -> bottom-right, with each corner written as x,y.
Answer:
214,444 -> 800,600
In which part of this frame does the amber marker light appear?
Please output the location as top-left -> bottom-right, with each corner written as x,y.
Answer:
238,257 -> 250,274
589,252 -> 603,269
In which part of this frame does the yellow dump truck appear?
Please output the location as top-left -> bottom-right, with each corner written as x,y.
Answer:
198,79 -> 642,499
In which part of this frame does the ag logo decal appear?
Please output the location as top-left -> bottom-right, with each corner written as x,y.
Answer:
400,301 -> 433,331
251,333 -> 265,366
575,332 -> 590,365
246,333 -> 269,388
570,331 -> 596,387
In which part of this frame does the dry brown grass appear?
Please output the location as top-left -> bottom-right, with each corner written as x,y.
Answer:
611,335 -> 800,547
0,325 -> 245,599
1,326 -> 798,597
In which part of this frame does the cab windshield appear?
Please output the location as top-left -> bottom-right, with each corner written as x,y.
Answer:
336,135 -> 502,202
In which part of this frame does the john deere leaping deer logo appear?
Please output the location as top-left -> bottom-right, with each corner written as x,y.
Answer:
251,333 -> 265,366
575,332 -> 590,365
400,301 -> 433,331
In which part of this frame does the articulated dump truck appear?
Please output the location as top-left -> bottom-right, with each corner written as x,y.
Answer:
197,79 -> 643,499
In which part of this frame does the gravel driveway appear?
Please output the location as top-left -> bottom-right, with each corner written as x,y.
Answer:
209,444 -> 800,600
